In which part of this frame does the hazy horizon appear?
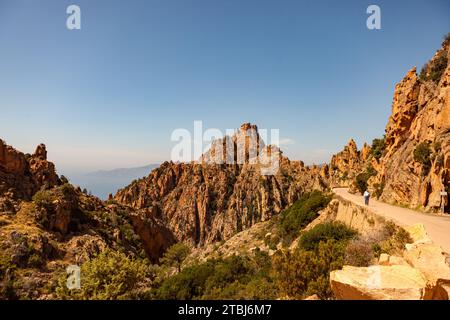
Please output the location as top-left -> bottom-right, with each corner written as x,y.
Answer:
1,0 -> 449,175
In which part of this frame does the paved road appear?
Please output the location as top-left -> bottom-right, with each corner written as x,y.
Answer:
332,188 -> 450,253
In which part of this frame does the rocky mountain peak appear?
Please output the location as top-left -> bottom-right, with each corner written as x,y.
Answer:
239,122 -> 258,132
33,143 -> 48,160
346,139 -> 358,153
201,122 -> 266,165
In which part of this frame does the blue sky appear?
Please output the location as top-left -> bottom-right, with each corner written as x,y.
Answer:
0,0 -> 449,175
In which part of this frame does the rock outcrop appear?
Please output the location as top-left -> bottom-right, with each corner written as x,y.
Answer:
328,139 -> 370,190
330,139 -> 364,176
331,264 -> 431,300
0,140 -> 60,204
127,209 -> 176,262
375,48 -> 450,210
330,222 -> 450,300
115,124 -> 328,251
328,37 -> 450,212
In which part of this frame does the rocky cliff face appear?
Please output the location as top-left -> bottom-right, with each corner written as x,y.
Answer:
115,124 -> 328,249
374,40 -> 450,210
329,37 -> 450,212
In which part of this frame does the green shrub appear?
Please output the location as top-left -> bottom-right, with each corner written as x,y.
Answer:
160,243 -> 190,273
60,183 -> 76,198
154,251 -> 276,300
379,227 -> 413,256
372,243 -> 382,257
371,136 -> 386,160
272,239 -> 346,299
340,172 -> 348,180
383,221 -> 397,237
344,239 -> 374,267
298,222 -> 357,251
279,191 -> 331,243
414,142 -> 432,173
365,164 -> 377,177
432,141 -> 442,153
32,190 -> 54,209
56,249 -> 152,300
27,253 -> 44,268
419,50 -> 448,84
264,234 -> 280,250
155,260 -> 216,299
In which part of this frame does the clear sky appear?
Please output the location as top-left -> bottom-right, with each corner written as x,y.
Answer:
0,0 -> 449,176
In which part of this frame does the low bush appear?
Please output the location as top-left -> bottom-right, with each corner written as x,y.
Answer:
419,50 -> 448,84
298,222 -> 357,251
160,243 -> 190,273
379,227 -> 413,256
344,238 -> 374,267
279,191 -> 331,244
371,136 -> 386,160
264,233 -> 280,250
32,190 -> 54,209
272,239 -> 346,299
56,249 -> 153,300
153,250 -> 276,300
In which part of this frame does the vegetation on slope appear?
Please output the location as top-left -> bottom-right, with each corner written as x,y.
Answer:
278,190 -> 331,245
2,189 -> 413,300
370,136 -> 386,160
56,249 -> 153,300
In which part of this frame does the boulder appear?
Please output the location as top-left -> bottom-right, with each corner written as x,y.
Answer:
403,243 -> 450,299
378,253 -> 409,266
330,265 -> 431,300
65,234 -> 108,264
405,223 -> 432,244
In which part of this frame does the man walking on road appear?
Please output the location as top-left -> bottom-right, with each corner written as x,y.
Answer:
363,189 -> 370,206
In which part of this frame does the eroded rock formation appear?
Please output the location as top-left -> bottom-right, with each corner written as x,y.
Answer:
0,140 -> 60,205
115,124 -> 328,249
